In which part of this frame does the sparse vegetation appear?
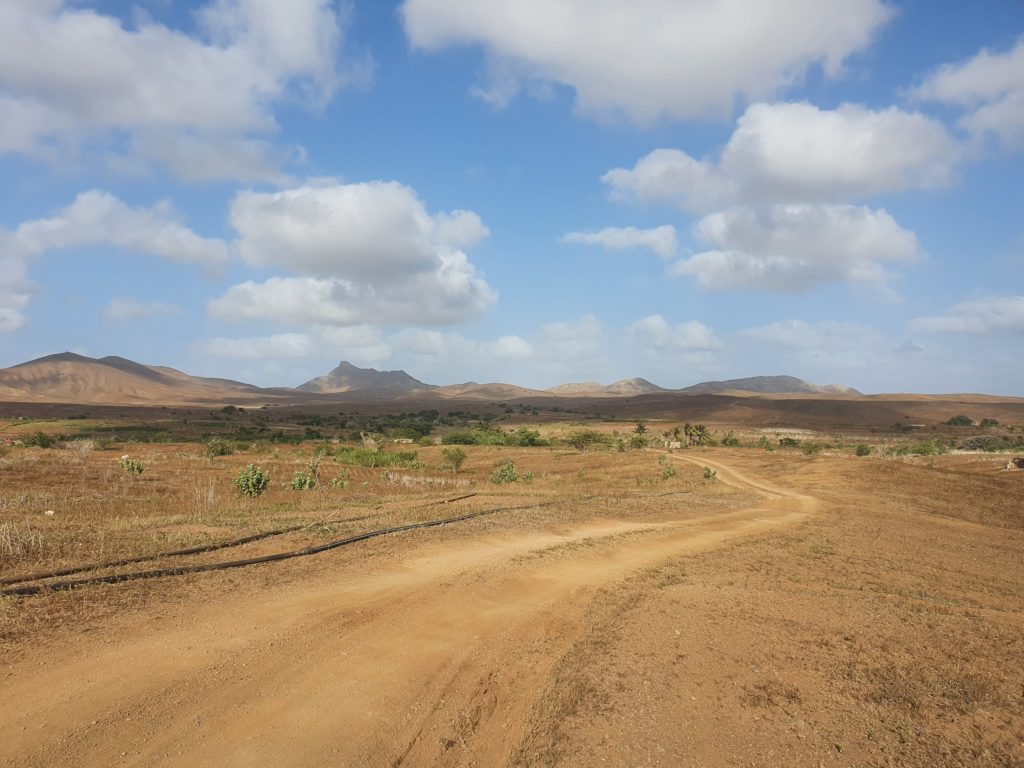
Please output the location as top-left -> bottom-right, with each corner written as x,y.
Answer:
856,444 -> 872,456
703,466 -> 717,481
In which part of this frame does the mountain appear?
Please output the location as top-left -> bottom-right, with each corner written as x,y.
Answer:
297,361 -> 433,395
0,352 -> 270,405
547,378 -> 667,397
680,375 -> 862,396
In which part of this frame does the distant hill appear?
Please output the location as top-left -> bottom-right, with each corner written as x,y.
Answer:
680,375 -> 861,396
434,382 -> 548,399
297,361 -> 433,395
547,378 -> 666,397
0,352 -> 270,405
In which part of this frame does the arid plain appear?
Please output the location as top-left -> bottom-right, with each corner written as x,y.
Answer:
1,356 -> 1022,767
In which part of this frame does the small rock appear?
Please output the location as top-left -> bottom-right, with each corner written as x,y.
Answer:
44,510 -> 55,516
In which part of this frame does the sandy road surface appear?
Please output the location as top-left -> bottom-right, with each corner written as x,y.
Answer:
0,456 -> 814,767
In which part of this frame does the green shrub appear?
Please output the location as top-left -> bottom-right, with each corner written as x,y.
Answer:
490,459 -> 519,484
658,456 -> 678,479
336,447 -> 420,468
979,418 -> 999,428
779,437 -> 800,448
441,446 -> 468,472
758,436 -> 774,452
703,466 -> 717,481
802,443 -> 823,455
24,432 -> 59,448
943,415 -> 975,427
629,435 -> 648,450
235,464 -> 270,497
203,436 -> 234,459
118,454 -> 145,478
328,469 -> 350,489
855,444 -> 872,457
442,430 -> 481,445
564,429 -> 609,452
721,432 -> 741,447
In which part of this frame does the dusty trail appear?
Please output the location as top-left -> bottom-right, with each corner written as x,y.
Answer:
0,457 -> 815,767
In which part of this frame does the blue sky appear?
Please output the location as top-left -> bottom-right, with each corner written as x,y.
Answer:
1,0 -> 1022,394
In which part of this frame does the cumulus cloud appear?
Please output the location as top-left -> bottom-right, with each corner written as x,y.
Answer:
0,0 -> 365,179
562,226 -> 677,259
6,191 -> 230,266
104,298 -> 182,321
196,325 -> 393,364
0,190 -> 227,330
912,36 -> 1024,149
912,295 -> 1024,334
211,181 -> 495,326
401,0 -> 892,122
670,204 -> 920,293
604,102 -> 958,212
627,315 -> 721,353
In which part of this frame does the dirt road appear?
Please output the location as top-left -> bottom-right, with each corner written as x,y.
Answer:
0,455 -> 817,767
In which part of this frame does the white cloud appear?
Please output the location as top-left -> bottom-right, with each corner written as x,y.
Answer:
562,226 -> 678,259
104,298 -> 182,321
195,325 -> 394,364
391,328 -> 533,363
670,204 -> 920,293
604,102 -> 958,212
912,36 -> 1024,149
8,191 -> 230,266
0,190 -> 227,331
197,333 -> 316,359
912,295 -> 1024,335
0,0 -> 365,179
401,0 -> 892,122
211,181 -> 495,326
627,315 -> 721,352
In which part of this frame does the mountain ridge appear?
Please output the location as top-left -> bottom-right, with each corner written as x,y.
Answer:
0,353 -> 868,404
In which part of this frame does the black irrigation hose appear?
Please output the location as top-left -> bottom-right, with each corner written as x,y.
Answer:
1,496 -> 583,598
0,493 -> 479,589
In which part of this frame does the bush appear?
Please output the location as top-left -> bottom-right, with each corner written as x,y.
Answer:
564,429 -> 609,452
336,447 -> 420,468
119,454 -> 145,478
758,436 -> 774,452
490,459 -> 519,484
779,437 -> 800,448
203,436 -> 234,459
629,435 -> 648,450
442,430 -> 482,445
288,471 -> 316,490
235,464 -> 270,497
957,435 -> 1024,452
659,454 -> 677,479
802,443 -> 823,455
441,446 -> 468,472
328,469 -> 350,488
23,432 -> 59,448
943,415 -> 975,427
721,432 -> 741,447
980,418 -> 999,428
703,466 -> 717,481
855,444 -> 872,457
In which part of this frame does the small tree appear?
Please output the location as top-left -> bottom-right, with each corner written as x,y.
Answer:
634,421 -> 648,436
441,446 -> 468,472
